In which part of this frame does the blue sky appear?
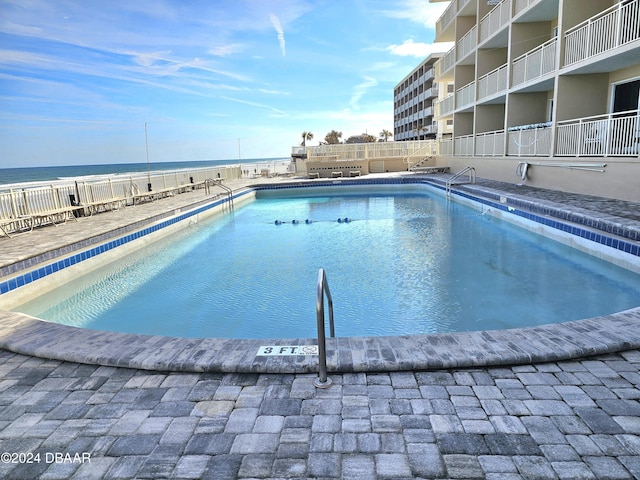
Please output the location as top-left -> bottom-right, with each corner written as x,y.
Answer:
0,0 -> 450,168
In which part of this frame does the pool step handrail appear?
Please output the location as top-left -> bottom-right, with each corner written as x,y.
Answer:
314,268 -> 335,388
205,178 -> 234,209
446,166 -> 476,197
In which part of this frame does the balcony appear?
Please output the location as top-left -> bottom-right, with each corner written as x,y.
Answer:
454,135 -> 475,156
475,130 -> 506,156
436,0 -> 473,41
512,37 -> 557,88
479,0 -> 511,45
434,47 -> 456,79
455,82 -> 476,111
556,110 -> 640,157
507,123 -> 553,156
434,94 -> 455,118
477,64 -> 508,101
564,0 -> 640,70
457,25 -> 477,63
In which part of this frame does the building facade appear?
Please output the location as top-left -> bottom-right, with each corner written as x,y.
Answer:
394,54 -> 453,141
426,0 -> 640,201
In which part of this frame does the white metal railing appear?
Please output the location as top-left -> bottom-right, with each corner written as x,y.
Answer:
564,0 -> 640,67
556,110 -> 640,157
439,138 -> 454,156
480,0 -> 511,44
454,135 -> 475,156
507,123 -> 553,156
0,165 -> 242,235
306,140 -> 438,162
475,130 -> 506,156
434,93 -> 455,118
436,0 -> 458,38
435,46 -> 456,78
457,25 -> 478,62
512,37 -> 557,87
478,64 -> 508,100
456,82 -> 476,111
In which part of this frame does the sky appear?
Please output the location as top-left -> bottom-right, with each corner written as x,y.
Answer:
0,0 -> 452,168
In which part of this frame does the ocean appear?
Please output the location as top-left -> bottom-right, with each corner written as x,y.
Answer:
0,157 -> 289,188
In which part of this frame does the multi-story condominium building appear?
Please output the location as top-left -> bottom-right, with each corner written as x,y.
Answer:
428,0 -> 640,202
394,54 -> 453,141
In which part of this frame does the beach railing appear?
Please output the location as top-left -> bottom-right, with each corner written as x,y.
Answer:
0,165 -> 241,236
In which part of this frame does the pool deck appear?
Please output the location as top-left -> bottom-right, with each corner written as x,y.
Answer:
1,172 -> 640,479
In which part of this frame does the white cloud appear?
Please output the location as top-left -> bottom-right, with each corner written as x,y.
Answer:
350,76 -> 378,110
386,39 -> 453,58
269,13 -> 286,57
380,0 -> 449,28
209,43 -> 245,57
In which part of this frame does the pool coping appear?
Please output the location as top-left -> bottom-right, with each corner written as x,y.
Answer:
0,307 -> 639,373
1,175 -> 639,373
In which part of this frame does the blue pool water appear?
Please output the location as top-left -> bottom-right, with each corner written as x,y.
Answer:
17,185 -> 640,339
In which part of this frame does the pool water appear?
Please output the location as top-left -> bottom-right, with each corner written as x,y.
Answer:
16,186 -> 640,339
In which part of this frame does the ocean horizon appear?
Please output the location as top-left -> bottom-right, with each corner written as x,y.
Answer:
0,157 -> 289,188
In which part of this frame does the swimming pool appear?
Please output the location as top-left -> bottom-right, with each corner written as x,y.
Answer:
15,183 -> 640,339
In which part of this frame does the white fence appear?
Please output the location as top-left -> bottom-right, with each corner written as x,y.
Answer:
556,110 -> 640,157
454,135 -> 475,156
512,37 -> 557,87
456,82 -> 476,111
479,0 -> 511,44
475,130 -> 506,156
507,124 -> 553,156
307,140 -> 437,163
565,0 -> 640,67
457,26 -> 478,62
1,165 -> 241,236
478,64 -> 508,100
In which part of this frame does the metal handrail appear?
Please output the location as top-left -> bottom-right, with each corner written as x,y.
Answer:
205,178 -> 234,209
314,268 -> 334,388
446,166 -> 476,196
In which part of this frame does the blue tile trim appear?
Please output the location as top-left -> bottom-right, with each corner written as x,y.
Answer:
2,180 -> 637,298
252,178 -> 640,259
0,193 -> 235,297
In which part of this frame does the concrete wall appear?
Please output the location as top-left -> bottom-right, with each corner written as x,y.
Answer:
434,155 -> 640,202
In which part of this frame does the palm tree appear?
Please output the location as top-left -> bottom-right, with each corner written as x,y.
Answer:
324,130 -> 343,144
301,131 -> 314,147
379,129 -> 393,142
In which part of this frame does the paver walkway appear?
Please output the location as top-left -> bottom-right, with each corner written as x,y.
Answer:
1,349 -> 639,479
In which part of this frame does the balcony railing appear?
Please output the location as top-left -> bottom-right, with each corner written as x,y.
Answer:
475,130 -> 506,156
479,0 -> 512,44
435,94 -> 455,118
565,0 -> 640,67
507,123 -> 553,156
454,135 -> 475,156
306,140 -> 438,162
456,82 -> 476,111
435,47 -> 456,78
439,138 -> 454,156
478,64 -> 508,100
512,37 -> 557,87
436,0 -> 473,39
556,110 -> 640,157
457,25 -> 478,62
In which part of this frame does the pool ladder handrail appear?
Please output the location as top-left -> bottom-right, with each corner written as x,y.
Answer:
446,166 -> 476,197
205,178 -> 234,209
314,268 -> 335,388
